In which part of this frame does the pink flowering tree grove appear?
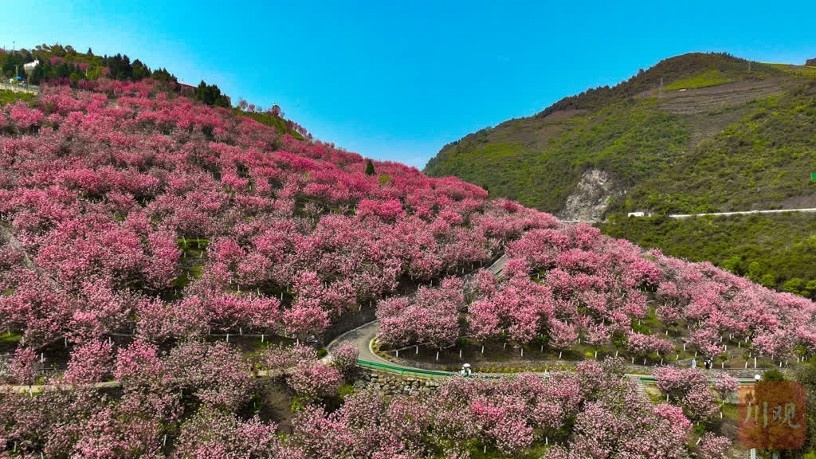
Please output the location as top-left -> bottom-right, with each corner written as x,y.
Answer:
2,58 -> 815,458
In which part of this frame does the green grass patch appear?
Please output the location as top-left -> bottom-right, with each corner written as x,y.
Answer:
768,63 -> 816,78
0,332 -> 22,353
0,89 -> 35,106
663,69 -> 732,91
0,332 -> 22,344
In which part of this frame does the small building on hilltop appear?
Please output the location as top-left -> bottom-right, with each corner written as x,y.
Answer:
23,60 -> 39,75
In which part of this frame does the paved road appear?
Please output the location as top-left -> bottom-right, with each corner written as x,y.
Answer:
487,254 -> 508,276
328,320 -> 391,366
327,254 -> 510,374
326,254 -> 759,384
668,208 -> 816,219
564,207 -> 816,224
328,318 -> 759,384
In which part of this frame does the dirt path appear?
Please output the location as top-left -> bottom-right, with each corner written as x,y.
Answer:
647,78 -> 787,115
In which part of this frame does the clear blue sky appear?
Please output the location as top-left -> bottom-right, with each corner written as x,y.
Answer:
2,1 -> 815,169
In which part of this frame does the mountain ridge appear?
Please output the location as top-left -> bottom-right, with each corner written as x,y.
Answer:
424,52 -> 814,217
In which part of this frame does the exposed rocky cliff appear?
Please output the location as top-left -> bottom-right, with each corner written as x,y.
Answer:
558,169 -> 623,222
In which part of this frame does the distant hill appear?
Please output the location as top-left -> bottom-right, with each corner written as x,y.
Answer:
424,52 -> 816,296
0,43 -> 304,138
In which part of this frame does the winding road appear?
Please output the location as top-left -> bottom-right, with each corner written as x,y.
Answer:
327,254 -> 509,373
667,208 -> 816,219
326,318 -> 760,384
326,253 -> 760,385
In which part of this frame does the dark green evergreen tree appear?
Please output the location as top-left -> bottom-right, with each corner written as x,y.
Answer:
106,53 -> 133,80
131,59 -> 151,80
151,67 -> 177,83
195,80 -> 230,107
29,62 -> 46,85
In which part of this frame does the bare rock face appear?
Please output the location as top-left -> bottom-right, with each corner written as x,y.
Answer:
558,169 -> 622,222
806,57 -> 816,66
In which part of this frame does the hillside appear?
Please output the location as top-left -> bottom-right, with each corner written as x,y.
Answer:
0,82 -> 813,457
1,43 -> 816,457
0,43 -> 305,133
424,53 -> 816,216
425,52 -> 816,295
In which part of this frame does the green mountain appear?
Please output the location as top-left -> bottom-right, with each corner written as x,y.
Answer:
425,52 -> 816,296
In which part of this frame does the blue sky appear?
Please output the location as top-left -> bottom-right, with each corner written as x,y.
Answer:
2,1 -> 815,169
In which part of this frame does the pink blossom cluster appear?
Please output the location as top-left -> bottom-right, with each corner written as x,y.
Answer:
378,213 -> 816,363
329,341 -> 360,375
377,276 -> 464,350
654,366 -> 719,422
0,352 -> 708,457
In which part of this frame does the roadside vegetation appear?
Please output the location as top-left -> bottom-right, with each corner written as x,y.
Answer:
0,89 -> 34,106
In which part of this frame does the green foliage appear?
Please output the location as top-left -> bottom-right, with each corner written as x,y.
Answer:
0,43 -> 181,89
663,69 -> 731,90
194,80 -> 230,107
531,52 -> 779,118
762,369 -> 785,381
623,90 -> 816,214
337,383 -> 355,399
0,89 -> 35,106
234,107 -> 302,138
131,59 -> 151,80
365,159 -> 376,176
150,67 -> 177,83
0,332 -> 22,353
106,53 -> 133,80
290,395 -> 306,413
769,63 -> 816,78
426,99 -> 689,211
425,52 -> 810,216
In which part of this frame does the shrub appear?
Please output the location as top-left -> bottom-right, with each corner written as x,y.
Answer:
329,342 -> 359,376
